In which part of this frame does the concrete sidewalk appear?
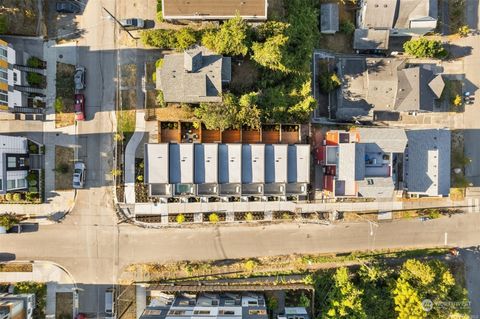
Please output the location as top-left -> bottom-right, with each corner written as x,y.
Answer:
124,110 -> 145,204
0,261 -> 77,318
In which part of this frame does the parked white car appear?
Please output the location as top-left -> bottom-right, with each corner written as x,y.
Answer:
119,18 -> 145,29
74,66 -> 86,90
72,162 -> 86,189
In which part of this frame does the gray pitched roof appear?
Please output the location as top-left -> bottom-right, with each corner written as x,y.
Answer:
320,3 -> 339,33
360,0 -> 396,29
428,74 -> 445,98
157,46 -> 231,103
404,129 -> 451,196
353,29 -> 389,50
338,57 -> 441,119
394,0 -> 437,30
359,0 -> 437,30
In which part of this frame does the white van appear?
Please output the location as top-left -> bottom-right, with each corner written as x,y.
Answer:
105,288 -> 115,316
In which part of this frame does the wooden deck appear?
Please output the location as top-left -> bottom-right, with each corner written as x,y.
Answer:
262,130 -> 280,144
281,131 -> 300,144
242,130 -> 261,143
222,130 -> 241,143
160,129 -> 180,143
202,129 -> 222,143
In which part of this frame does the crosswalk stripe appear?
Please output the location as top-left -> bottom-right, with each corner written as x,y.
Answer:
468,198 -> 473,213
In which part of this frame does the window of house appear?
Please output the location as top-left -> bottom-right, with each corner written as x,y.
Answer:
248,301 -> 258,306
0,48 -> 7,60
144,310 -> 162,315
0,90 -> 8,105
193,310 -> 210,315
0,179 -> 3,190
168,310 -> 186,315
0,69 -> 7,82
7,157 -> 16,168
178,300 -> 189,306
219,310 -> 235,315
224,300 -> 235,306
7,179 -> 16,190
248,310 -> 266,315
17,179 -> 26,188
367,179 -> 374,185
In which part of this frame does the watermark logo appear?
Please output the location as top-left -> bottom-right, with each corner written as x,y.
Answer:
422,299 -> 434,312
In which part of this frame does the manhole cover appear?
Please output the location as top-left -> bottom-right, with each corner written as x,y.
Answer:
59,54 -> 63,58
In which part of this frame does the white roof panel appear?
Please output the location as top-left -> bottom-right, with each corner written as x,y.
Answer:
145,143 -> 169,184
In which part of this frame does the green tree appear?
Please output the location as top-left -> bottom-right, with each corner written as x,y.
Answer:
201,14 -> 250,56
194,93 -> 261,130
322,267 -> 366,319
403,38 -> 447,59
0,214 -> 20,230
0,16 -> 7,34
255,21 -> 290,41
358,264 -> 396,319
175,27 -> 197,51
251,34 -> 289,72
141,29 -> 177,49
393,278 -> 427,319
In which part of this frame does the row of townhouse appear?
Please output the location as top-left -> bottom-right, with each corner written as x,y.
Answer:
144,143 -> 310,200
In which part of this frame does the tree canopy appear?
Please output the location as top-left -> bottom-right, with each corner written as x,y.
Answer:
315,259 -> 469,319
201,15 -> 250,56
403,38 -> 448,59
194,93 -> 261,130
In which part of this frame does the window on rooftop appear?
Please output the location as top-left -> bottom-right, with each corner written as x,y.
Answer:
224,300 -> 235,306
249,310 -> 267,315
193,310 -> 210,315
219,310 -> 235,315
367,179 -> 374,185
168,310 -> 186,315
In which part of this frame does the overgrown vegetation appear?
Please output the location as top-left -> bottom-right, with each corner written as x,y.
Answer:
0,213 -> 20,230
403,38 -> 448,59
14,281 -> 47,318
0,16 -> 7,34
141,0 -> 319,124
317,259 -> 468,318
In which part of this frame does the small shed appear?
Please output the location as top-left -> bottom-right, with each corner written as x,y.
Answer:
320,3 -> 339,34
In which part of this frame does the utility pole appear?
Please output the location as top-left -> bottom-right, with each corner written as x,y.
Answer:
102,7 -> 138,40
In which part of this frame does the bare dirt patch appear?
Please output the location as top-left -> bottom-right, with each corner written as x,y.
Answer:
120,64 -> 138,88
0,0 -> 39,36
55,292 -> 73,318
0,263 -> 33,272
121,90 -> 138,110
55,63 -> 76,128
55,146 -> 74,191
155,104 -> 195,121
230,59 -> 260,95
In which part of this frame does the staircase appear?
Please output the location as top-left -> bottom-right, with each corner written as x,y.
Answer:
14,65 -> 46,75
14,85 -> 45,95
29,154 -> 44,170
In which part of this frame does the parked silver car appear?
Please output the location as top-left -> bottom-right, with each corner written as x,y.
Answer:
73,161 -> 86,189
74,66 -> 86,90
119,18 -> 145,30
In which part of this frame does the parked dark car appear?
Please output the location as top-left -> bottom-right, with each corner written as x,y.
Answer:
74,94 -> 85,121
56,1 -> 81,13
